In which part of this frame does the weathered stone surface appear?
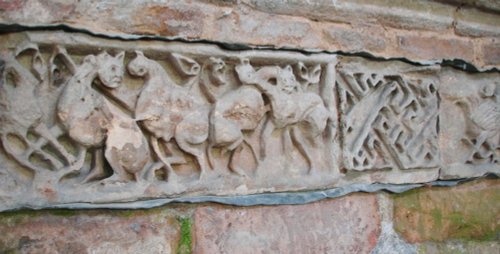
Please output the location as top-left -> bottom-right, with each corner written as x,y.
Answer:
0,1 -> 499,69
324,24 -> 387,53
0,30 -> 352,211
1,30 -> 498,210
416,240 -> 500,254
439,68 -> 500,179
480,40 -> 500,66
192,193 -> 380,254
0,209 -> 181,253
455,6 -> 500,37
393,178 -> 500,242
397,35 -> 475,61
337,57 -> 440,182
371,194 -> 418,254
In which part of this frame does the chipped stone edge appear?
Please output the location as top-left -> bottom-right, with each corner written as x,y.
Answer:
4,176 -> 495,212
0,23 -> 498,73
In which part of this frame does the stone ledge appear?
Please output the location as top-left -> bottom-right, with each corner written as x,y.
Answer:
0,0 -> 499,68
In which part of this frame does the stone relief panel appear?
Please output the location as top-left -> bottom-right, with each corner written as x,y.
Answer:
337,57 -> 441,179
0,31 -> 495,210
439,69 -> 500,179
0,31 -> 342,210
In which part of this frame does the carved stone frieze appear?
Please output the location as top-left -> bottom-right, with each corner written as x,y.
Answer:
337,58 -> 441,173
439,68 -> 500,178
0,31 -> 497,210
0,31 -> 342,210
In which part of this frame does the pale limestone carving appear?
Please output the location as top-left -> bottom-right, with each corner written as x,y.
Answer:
455,83 -> 499,165
235,59 -> 329,173
439,69 -> 500,178
3,31 -> 495,210
128,51 -> 209,180
57,51 -> 150,182
337,64 -> 440,172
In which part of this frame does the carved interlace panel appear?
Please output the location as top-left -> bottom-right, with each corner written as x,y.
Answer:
0,31 -> 497,210
439,69 -> 500,178
337,62 -> 440,172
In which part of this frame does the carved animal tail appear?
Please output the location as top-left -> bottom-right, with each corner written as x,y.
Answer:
150,137 -> 178,182
206,143 -> 215,170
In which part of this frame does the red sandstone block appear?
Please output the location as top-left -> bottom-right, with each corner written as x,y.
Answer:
394,179 -> 500,243
481,41 -> 500,66
0,210 -> 180,253
397,35 -> 474,61
193,194 -> 381,254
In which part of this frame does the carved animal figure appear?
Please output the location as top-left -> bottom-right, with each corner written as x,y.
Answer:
0,46 -> 79,174
209,86 -> 266,176
198,57 -> 267,177
128,51 -> 210,180
57,51 -> 150,182
235,58 -> 329,173
456,83 -> 500,164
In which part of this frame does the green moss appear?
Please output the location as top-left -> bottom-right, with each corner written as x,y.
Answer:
431,208 -> 443,229
393,188 -> 422,210
176,217 -> 192,254
0,209 -> 80,225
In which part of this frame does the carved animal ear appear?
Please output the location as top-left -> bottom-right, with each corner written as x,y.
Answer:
169,53 -> 200,77
135,50 -> 144,57
115,51 -> 125,62
309,64 -> 322,84
240,58 -> 250,65
294,62 -> 309,82
83,55 -> 96,65
285,65 -> 293,71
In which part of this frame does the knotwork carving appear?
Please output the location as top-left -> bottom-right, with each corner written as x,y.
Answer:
338,66 -> 440,171
2,31 -> 478,210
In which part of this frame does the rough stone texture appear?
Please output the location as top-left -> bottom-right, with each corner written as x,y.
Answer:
439,68 -> 500,179
416,240 -> 500,254
371,194 -> 417,254
480,39 -> 500,66
0,0 -> 499,69
393,178 -> 500,243
4,31 -> 485,211
396,35 -> 474,61
0,209 -> 181,254
193,194 -> 380,254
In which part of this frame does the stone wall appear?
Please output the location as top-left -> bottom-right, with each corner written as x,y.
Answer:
0,0 -> 499,253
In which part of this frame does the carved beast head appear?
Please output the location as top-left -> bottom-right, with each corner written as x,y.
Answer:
96,51 -> 125,89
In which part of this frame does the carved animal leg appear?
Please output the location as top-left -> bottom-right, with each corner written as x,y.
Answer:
104,148 -> 132,182
259,116 -> 273,160
206,144 -> 216,170
82,148 -> 107,183
150,137 -> 178,182
177,138 -> 210,180
33,123 -> 76,164
228,145 -> 248,178
243,139 -> 260,170
290,126 -> 316,174
56,145 -> 87,182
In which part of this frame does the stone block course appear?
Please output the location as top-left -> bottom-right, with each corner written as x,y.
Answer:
192,194 -> 380,254
0,209 -> 182,254
0,0 -> 499,69
393,178 -> 500,242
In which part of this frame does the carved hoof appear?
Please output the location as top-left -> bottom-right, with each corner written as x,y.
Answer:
230,167 -> 249,179
99,174 -> 130,184
81,169 -> 107,184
